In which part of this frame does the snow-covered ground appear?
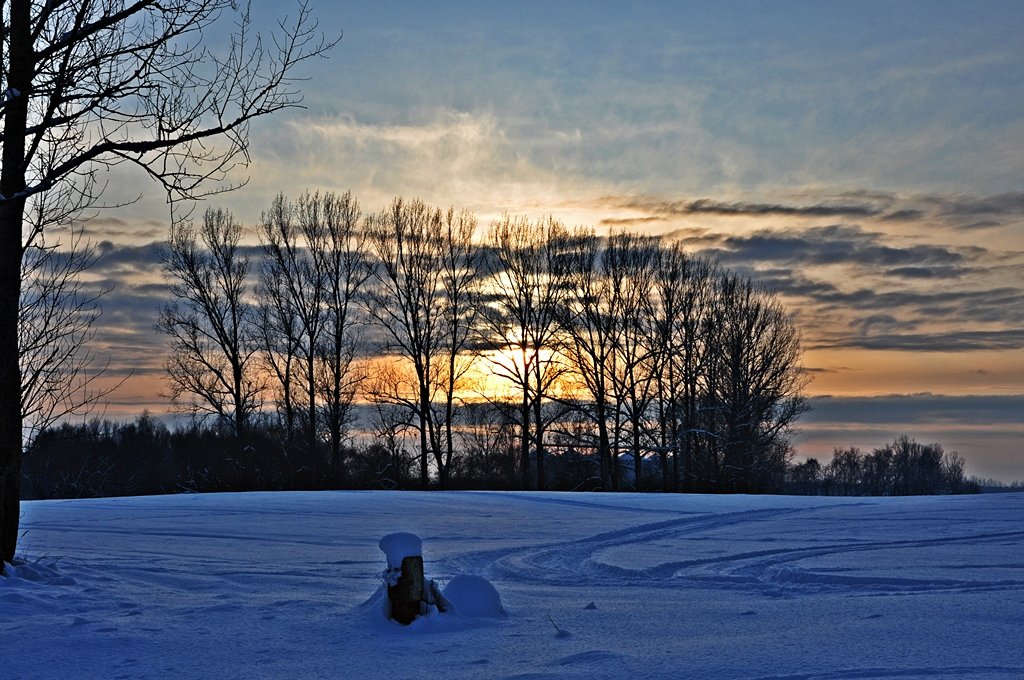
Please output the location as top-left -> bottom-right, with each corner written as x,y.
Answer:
3,491 -> 1023,679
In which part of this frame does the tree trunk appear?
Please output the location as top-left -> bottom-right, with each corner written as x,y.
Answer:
387,555 -> 424,625
418,383 -> 430,489
533,386 -> 546,491
632,416 -> 643,492
596,404 -> 611,491
330,361 -> 343,484
0,201 -> 23,567
0,0 -> 32,569
307,354 -> 317,472
441,389 -> 455,491
520,388 -> 530,490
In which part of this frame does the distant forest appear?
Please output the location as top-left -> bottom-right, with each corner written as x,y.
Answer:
20,191 -> 992,499
23,414 -> 985,499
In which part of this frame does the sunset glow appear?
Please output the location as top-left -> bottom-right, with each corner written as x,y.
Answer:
62,1 -> 1023,480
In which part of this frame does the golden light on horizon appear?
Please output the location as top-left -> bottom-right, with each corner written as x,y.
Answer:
803,348 -> 1024,397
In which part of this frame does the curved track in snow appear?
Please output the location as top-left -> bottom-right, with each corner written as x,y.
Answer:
451,501 -> 1024,598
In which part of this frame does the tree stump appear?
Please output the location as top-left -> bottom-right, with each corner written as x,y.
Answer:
387,554 -> 424,625
379,532 -> 425,625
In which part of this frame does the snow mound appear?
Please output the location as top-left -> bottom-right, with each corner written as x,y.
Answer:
355,583 -> 506,634
442,574 -> 506,618
378,532 -> 422,568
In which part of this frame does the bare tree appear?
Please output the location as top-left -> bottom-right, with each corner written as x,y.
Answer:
19,225 -> 120,449
1,0 -> 334,568
365,198 -> 440,488
557,235 -> 805,494
651,248 -> 715,491
604,231 -> 660,491
826,447 -> 863,496
479,214 -> 570,490
259,190 -> 371,479
310,191 -> 369,480
433,207 -> 481,488
256,257 -> 302,447
356,399 -> 417,489
559,229 -> 619,489
364,198 -> 479,488
253,191 -> 369,478
706,273 -> 808,492
457,400 -> 519,489
259,192 -> 328,466
159,207 -> 262,436
649,242 -> 685,490
820,438 -> 970,496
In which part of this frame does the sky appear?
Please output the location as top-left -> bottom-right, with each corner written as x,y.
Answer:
66,1 -> 1024,480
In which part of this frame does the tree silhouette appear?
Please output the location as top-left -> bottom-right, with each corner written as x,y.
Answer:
0,0 -> 335,568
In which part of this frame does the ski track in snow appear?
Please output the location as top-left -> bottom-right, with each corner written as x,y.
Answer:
4,491 -> 1024,679
456,504 -> 1024,599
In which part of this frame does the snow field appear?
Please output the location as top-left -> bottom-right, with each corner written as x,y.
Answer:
2,491 -> 1023,679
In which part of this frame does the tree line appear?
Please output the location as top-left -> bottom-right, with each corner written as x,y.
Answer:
149,190 -> 809,494
786,436 -> 978,496
24,416 -> 989,499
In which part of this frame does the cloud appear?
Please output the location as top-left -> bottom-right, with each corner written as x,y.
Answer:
674,223 -> 974,271
599,216 -> 667,227
79,215 -> 167,242
605,195 -> 883,219
596,192 -> 1023,354
605,190 -> 1024,239
879,209 -> 926,221
806,393 -> 1024,427
883,265 -> 968,279
246,110 -> 590,221
854,314 -> 908,335
813,329 -> 1024,352
957,220 -> 1003,231
92,242 -> 164,270
939,191 -> 1024,217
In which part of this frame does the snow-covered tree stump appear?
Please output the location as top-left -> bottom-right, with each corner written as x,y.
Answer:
379,532 -> 451,625
389,554 -> 424,625
379,532 -> 425,625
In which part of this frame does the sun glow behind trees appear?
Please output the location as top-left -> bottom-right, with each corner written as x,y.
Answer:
157,192 -> 808,493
